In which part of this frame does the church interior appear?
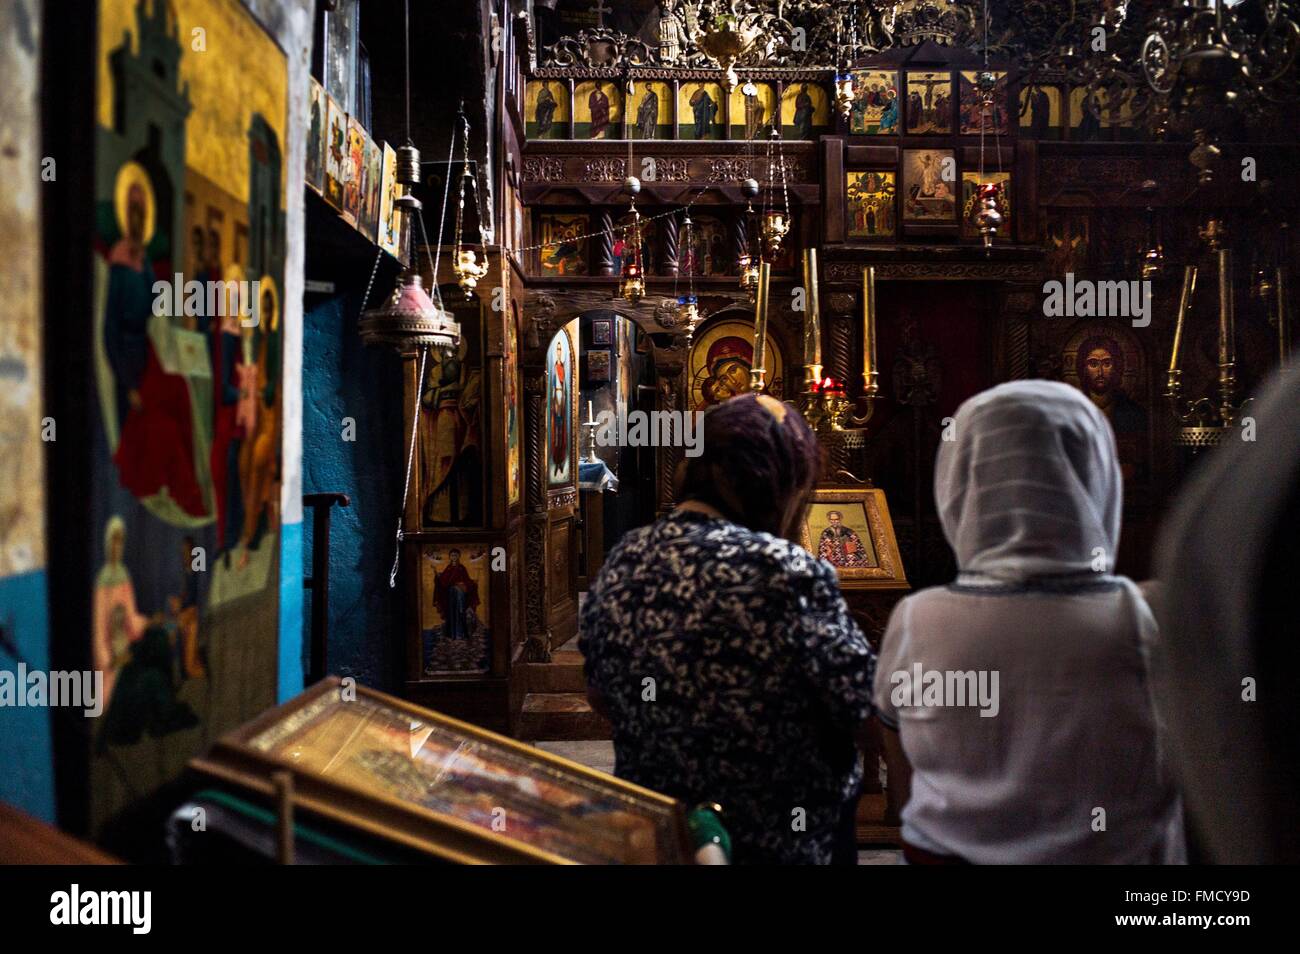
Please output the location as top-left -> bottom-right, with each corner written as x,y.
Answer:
2,0 -> 1299,875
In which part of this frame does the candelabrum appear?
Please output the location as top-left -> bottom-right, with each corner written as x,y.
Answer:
1165,217 -> 1248,448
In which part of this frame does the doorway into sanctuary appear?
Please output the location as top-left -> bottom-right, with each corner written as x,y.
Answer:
576,311 -> 658,588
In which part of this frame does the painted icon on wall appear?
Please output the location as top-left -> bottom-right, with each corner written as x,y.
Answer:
587,350 -> 612,383
526,80 -> 569,139
688,319 -> 785,411
420,545 -> 491,675
378,142 -> 402,257
539,214 -> 588,276
848,71 -> 899,135
1069,84 -> 1137,140
902,149 -> 957,222
343,117 -> 365,226
1061,321 -> 1149,485
906,71 -> 951,134
306,77 -> 326,194
781,82 -> 830,140
961,171 -> 1012,239
419,326 -> 483,527
324,94 -> 346,209
591,318 -> 612,346
359,134 -> 383,242
90,0 -> 288,837
630,80 -> 672,140
847,171 -> 897,239
1020,84 -> 1063,140
575,80 -> 622,140
679,82 -> 724,140
730,82 -> 776,140
959,70 -> 1010,135
546,326 -> 575,488
506,305 -> 522,506
681,214 -> 729,276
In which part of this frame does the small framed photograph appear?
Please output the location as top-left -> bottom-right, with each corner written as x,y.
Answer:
800,487 -> 908,590
591,319 -> 612,346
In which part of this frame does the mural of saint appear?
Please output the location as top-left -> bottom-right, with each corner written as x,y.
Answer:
102,161 -> 206,519
818,511 -> 870,568
690,86 -> 718,139
306,79 -> 325,192
588,82 -> 611,139
535,81 -> 558,137
433,548 -> 480,642
636,86 -> 659,140
421,338 -> 483,526
792,83 -> 816,140
93,516 -> 147,706
547,330 -> 573,486
237,280 -> 281,562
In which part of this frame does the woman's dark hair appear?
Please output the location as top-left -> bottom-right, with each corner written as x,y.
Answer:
676,393 -> 823,538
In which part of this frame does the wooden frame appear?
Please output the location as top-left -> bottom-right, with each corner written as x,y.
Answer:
190,678 -> 693,864
800,487 -> 908,590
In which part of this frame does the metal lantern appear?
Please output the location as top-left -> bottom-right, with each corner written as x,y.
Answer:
359,268 -> 461,351
974,181 -> 1003,250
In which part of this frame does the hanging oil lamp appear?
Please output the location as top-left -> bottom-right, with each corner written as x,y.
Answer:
619,176 -> 645,305
676,213 -> 701,342
738,177 -> 761,299
760,131 -> 790,260
451,115 -> 490,295
762,210 -> 789,259
974,180 -> 1003,251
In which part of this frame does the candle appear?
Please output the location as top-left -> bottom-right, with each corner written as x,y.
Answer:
1169,264 -> 1197,375
862,266 -> 878,395
802,248 -> 822,376
587,399 -> 593,423
751,262 -> 771,392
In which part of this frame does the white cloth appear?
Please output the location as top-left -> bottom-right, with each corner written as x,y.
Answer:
874,381 -> 1184,863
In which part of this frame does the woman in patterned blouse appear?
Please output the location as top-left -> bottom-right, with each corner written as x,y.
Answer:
579,393 -> 877,864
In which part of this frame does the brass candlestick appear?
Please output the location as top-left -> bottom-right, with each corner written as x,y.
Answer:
751,261 -> 771,392
802,248 -> 823,393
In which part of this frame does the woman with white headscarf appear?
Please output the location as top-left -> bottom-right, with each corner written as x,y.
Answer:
872,380 -> 1184,863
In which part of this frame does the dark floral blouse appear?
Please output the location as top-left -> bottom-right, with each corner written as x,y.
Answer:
579,509 -> 876,864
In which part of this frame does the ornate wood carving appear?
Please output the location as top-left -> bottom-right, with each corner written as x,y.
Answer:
661,211 -> 680,277
825,261 -> 1043,282
597,211 -> 615,276
521,150 -> 814,187
522,156 -> 565,182
827,314 -> 854,385
521,512 -> 550,663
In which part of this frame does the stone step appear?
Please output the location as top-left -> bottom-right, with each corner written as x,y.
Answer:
520,649 -> 587,694
517,692 -> 612,741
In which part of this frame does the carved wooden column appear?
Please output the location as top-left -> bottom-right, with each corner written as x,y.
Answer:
597,210 -> 616,276
824,290 -> 856,388
520,313 -> 552,662
652,340 -> 688,515
661,210 -> 679,277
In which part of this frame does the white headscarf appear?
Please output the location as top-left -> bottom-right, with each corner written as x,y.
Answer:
935,380 -> 1122,582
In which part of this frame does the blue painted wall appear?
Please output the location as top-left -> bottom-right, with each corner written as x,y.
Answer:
0,570 -> 55,822
301,293 -> 408,689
